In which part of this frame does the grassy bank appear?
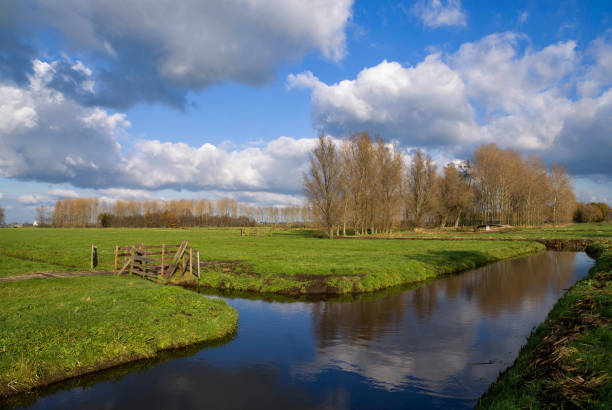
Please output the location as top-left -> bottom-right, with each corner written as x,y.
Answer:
0,275 -> 238,397
0,254 -> 66,278
0,227 -> 544,294
191,240 -> 544,295
478,245 -> 611,408
386,222 -> 612,243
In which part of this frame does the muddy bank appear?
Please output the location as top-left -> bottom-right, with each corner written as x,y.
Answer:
536,238 -> 594,251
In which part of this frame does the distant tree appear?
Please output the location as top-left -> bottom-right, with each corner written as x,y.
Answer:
584,204 -> 604,222
304,133 -> 342,238
35,206 -> 53,226
574,202 -> 606,222
404,149 -> 437,227
549,164 -> 575,225
0,206 -> 5,225
98,213 -> 113,227
375,138 -> 403,234
590,202 -> 612,221
437,164 -> 474,228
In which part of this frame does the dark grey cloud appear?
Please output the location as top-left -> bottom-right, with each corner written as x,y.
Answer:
0,2 -> 36,85
547,90 -> 612,176
48,60 -> 189,110
1,0 -> 353,109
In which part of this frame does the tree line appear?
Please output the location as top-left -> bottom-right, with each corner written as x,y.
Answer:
573,202 -> 612,223
46,198 -> 313,228
304,132 -> 577,237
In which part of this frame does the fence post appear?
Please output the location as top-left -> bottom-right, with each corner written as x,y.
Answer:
129,247 -> 134,276
196,250 -> 200,279
114,245 -> 118,275
161,244 -> 165,276
189,248 -> 193,276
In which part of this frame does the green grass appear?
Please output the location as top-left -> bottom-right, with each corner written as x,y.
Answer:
0,227 -> 545,294
478,247 -> 612,409
0,254 -> 65,278
0,275 -> 238,397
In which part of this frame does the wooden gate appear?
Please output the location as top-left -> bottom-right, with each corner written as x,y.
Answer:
113,240 -> 201,279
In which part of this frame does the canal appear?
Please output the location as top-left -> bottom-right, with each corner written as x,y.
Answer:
10,251 -> 594,409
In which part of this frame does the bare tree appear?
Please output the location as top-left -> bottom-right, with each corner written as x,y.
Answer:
376,139 -> 403,233
0,206 -> 5,225
304,133 -> 342,237
437,164 -> 473,228
404,149 -> 437,227
549,164 -> 575,225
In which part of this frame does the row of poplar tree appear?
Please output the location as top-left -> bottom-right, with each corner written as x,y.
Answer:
303,133 -> 576,237
47,197 -> 312,228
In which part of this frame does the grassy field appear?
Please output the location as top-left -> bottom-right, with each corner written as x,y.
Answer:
0,224 -> 608,401
0,227 -> 545,294
0,275 -> 237,397
478,244 -> 611,408
391,222 -> 612,242
0,254 -> 65,278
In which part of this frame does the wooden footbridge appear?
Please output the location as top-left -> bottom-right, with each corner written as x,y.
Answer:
113,240 -> 201,279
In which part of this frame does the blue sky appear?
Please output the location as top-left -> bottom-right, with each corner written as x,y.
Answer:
1,0 -> 611,222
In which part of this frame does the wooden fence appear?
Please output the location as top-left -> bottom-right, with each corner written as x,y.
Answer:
113,240 -> 200,279
240,227 -> 273,237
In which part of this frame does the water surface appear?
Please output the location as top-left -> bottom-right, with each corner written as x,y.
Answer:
8,252 -> 593,409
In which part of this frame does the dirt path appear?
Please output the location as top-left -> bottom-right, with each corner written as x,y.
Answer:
0,271 -> 113,283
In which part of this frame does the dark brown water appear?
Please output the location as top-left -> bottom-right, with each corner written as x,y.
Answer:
5,252 -> 593,409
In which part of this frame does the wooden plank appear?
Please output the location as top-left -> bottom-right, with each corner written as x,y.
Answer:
156,244 -> 180,249
161,245 -> 165,276
147,244 -> 180,248
147,264 -> 170,269
132,269 -> 156,278
189,248 -> 193,276
129,248 -> 135,276
146,255 -> 161,262
117,256 -> 132,275
114,245 -> 118,275
196,250 -> 200,279
165,240 -> 188,278
133,256 -> 157,263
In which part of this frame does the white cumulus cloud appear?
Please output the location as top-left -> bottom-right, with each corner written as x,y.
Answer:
288,56 -> 477,146
0,60 -> 318,194
289,32 -> 612,180
413,0 -> 467,28
0,60 -> 127,185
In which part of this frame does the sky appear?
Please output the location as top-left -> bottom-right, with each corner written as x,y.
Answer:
1,0 -> 611,222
